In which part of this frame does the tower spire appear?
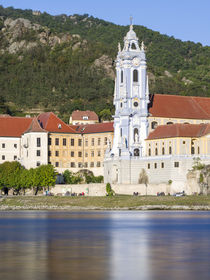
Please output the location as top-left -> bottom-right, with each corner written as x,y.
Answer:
130,16 -> 133,30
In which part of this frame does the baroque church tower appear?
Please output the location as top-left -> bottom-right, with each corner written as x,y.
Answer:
107,23 -> 149,159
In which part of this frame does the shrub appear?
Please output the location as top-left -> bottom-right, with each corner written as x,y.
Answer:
106,183 -> 114,196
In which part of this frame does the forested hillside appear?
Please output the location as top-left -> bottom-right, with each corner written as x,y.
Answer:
0,5 -> 210,120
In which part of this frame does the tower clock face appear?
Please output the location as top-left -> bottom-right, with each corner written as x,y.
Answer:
132,57 -> 140,66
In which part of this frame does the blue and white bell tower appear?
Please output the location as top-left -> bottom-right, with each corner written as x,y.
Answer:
108,22 -> 150,160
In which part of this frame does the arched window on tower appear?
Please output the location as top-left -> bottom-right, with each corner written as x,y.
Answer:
131,43 -> 136,50
134,148 -> 139,156
151,121 -> 158,130
134,128 -> 139,143
121,70 -> 123,83
133,70 -> 138,82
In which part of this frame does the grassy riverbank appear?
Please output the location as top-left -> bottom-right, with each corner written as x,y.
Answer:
1,195 -> 210,210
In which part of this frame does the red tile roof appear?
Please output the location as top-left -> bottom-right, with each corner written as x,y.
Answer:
0,116 -> 33,137
70,122 -> 114,134
24,117 -> 47,133
38,112 -> 76,133
71,110 -> 99,121
149,94 -> 210,120
147,123 -> 210,140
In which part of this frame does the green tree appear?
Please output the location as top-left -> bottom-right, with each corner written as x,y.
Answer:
63,170 -> 82,184
99,109 -> 112,121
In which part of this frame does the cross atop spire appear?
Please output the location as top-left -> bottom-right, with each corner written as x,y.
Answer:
130,16 -> 133,30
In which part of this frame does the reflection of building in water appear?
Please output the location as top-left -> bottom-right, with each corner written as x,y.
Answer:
45,213 -> 111,280
108,212 -> 151,279
0,212 -> 49,280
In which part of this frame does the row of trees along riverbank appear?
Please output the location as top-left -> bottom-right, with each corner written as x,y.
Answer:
0,162 -> 104,196
0,161 -> 57,195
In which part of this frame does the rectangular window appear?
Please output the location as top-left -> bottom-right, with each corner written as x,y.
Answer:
78,162 -> 82,168
48,151 -> 51,157
55,138 -> 59,145
55,151 -> 59,157
36,162 -> 40,167
2,155 -> 5,160
104,137 -> 108,145
90,162 -> 94,167
14,156 -> 17,160
84,162 -> 88,168
2,143 -> 5,148
147,163 -> 150,169
98,138 -> 101,145
71,151 -> 74,157
78,151 -> 82,157
63,138 -> 66,146
154,163 -> 157,169
55,162 -> 59,167
169,146 -> 172,154
174,162 -> 179,168
85,152 -> 88,157
14,144 -> 17,148
71,139 -> 74,146
70,162 -> 75,168
36,150 -> 41,157
97,161 -> 101,167
85,139 -> 88,146
98,150 -> 101,157
48,138 -> 52,145
78,139 -> 82,146
161,162 -> 164,168
91,138 -> 94,146
37,138 -> 41,147
91,151 -> 94,157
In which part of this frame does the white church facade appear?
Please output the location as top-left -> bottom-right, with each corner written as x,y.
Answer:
104,24 -> 210,186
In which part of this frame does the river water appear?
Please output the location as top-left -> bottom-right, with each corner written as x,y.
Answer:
0,211 -> 209,280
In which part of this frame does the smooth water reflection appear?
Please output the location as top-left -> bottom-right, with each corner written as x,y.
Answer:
0,211 -> 210,280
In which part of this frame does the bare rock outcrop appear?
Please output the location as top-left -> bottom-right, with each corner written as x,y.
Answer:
93,55 -> 115,79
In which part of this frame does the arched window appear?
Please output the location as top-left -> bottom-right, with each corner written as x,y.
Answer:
134,128 -> 139,142
151,121 -> 158,129
155,148 -> 158,156
169,146 -> 172,154
133,70 -> 138,82
162,147 -> 165,155
131,43 -> 136,50
121,70 -> 123,83
191,139 -> 195,155
134,148 -> 139,156
167,122 -> 173,125
148,148 -> 151,156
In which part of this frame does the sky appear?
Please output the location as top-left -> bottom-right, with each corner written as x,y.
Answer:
1,0 -> 210,46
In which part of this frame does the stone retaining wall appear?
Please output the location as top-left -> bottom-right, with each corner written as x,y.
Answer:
51,178 -> 201,196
